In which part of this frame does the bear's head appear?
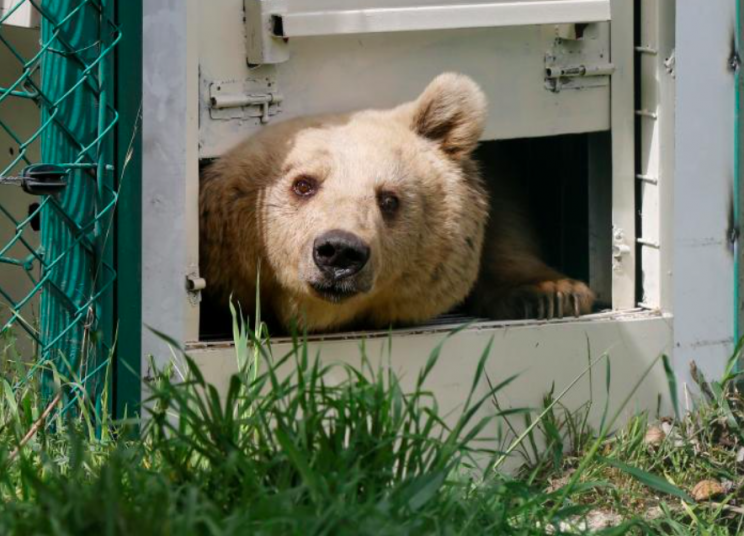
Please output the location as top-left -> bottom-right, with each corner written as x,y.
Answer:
200,73 -> 490,331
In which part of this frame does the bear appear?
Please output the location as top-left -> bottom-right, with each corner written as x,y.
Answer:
199,73 -> 595,334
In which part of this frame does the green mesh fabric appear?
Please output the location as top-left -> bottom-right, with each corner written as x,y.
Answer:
0,0 -> 120,411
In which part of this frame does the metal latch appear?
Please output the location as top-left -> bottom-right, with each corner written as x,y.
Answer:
186,273 -> 207,305
209,77 -> 283,124
544,29 -> 613,93
545,61 -> 614,93
186,275 -> 207,292
546,63 -> 615,80
0,164 -> 68,196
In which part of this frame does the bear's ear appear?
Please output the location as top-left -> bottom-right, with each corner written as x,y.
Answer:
408,73 -> 487,160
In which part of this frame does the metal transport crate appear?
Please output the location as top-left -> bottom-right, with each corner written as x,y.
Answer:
3,1 -> 737,437
139,0 -> 713,444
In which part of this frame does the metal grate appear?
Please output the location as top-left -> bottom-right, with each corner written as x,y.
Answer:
0,0 -> 120,410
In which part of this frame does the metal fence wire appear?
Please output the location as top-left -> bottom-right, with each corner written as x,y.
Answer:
0,0 -> 120,410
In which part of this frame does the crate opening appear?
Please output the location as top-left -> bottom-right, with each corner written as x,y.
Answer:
198,132 -> 612,341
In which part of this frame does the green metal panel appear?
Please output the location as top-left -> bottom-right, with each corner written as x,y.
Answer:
114,0 -> 143,419
38,0 -> 118,408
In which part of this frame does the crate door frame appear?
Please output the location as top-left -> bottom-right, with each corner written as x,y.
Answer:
140,0 -> 678,428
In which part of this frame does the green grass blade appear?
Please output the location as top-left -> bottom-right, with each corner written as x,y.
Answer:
489,352 -> 608,472
600,456 -> 694,503
274,425 -> 324,503
661,354 -> 680,421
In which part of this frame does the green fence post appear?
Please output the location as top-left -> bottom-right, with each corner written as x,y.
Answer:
114,0 -> 143,420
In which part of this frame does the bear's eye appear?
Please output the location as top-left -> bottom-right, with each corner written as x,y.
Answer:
377,191 -> 400,217
292,176 -> 318,198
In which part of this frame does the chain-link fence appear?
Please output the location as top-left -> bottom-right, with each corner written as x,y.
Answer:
0,0 -> 120,412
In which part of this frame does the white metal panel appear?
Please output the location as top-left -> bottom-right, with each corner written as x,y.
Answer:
142,0 -> 201,365
609,0 -> 636,310
674,1 -> 736,387
271,0 -> 611,37
199,0 -> 611,158
0,0 -> 39,29
189,312 -> 673,470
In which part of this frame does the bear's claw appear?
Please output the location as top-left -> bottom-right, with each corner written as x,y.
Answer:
515,279 -> 594,320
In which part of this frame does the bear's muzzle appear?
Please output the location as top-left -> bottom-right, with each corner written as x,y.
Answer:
310,229 -> 372,302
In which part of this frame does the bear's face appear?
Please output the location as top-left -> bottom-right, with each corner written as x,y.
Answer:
201,73 -> 491,330
263,116 -> 444,306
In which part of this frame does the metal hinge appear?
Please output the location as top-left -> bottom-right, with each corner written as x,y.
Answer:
209,77 -> 283,124
612,227 -> 631,272
664,50 -> 676,78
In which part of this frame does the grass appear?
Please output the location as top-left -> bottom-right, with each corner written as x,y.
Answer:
1,316 -> 744,534
530,347 -> 744,534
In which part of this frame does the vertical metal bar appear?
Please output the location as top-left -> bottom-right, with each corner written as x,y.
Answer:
735,0 -> 743,345
114,0 -> 143,419
587,132 -> 612,306
141,0 -> 200,366
638,0 -> 658,309
656,0 -> 675,314
185,0 -> 201,343
637,0 -> 674,311
610,0 -> 637,309
95,0 -> 115,427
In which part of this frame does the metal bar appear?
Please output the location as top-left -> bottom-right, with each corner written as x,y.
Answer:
637,238 -> 661,249
210,92 -> 283,110
92,0 -> 116,428
272,0 -> 611,38
141,0 -> 200,376
635,45 -> 658,55
737,0 -> 743,347
587,133 -> 613,305
0,175 -> 24,186
545,62 -> 615,79
636,173 -> 658,184
610,0 -> 636,310
635,109 -> 659,119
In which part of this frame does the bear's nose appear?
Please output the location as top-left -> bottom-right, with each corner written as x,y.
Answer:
313,230 -> 371,280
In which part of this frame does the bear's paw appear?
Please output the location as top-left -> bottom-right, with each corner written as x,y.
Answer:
507,279 -> 595,320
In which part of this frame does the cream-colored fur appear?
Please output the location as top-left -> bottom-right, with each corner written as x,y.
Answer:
200,73 -> 594,332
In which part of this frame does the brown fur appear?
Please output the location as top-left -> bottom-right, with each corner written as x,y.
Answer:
199,73 -> 594,332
